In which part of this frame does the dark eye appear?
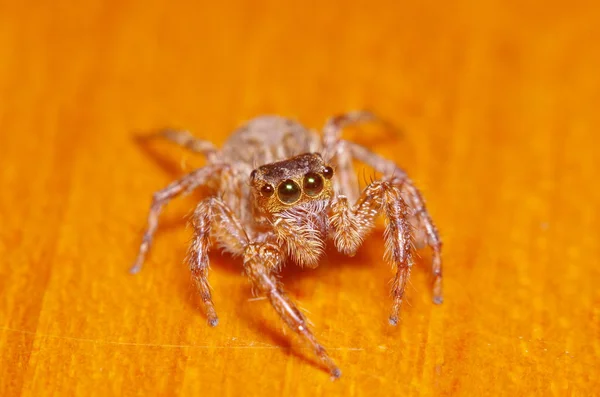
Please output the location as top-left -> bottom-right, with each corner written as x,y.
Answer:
260,184 -> 274,197
250,170 -> 257,179
277,179 -> 301,204
323,166 -> 334,179
303,172 -> 324,196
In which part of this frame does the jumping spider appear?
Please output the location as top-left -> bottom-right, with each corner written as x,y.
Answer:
131,111 -> 443,379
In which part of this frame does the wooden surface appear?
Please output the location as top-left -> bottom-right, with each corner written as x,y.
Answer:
1,1 -> 599,396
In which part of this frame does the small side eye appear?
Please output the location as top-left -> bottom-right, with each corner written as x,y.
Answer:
260,184 -> 274,197
323,166 -> 334,179
277,179 -> 301,204
250,170 -> 257,179
303,172 -> 324,196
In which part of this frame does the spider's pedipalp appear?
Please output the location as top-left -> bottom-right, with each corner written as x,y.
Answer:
329,193 -> 379,256
271,199 -> 330,267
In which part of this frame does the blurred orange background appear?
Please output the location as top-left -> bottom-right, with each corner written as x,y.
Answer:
1,1 -> 599,396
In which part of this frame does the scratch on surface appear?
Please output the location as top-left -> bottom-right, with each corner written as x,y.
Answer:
0,326 -> 364,351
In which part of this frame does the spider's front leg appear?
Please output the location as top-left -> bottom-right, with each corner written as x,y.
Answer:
346,142 -> 443,304
243,243 -> 341,379
330,180 -> 413,325
188,197 -> 250,326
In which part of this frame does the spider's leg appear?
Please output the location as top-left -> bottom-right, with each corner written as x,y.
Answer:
243,243 -> 341,379
322,111 -> 376,202
322,111 -> 377,145
130,164 -> 225,274
380,183 -> 413,325
400,180 -> 443,304
330,181 -> 412,325
329,191 -> 380,257
188,197 -> 249,327
146,128 -> 220,162
346,141 -> 443,305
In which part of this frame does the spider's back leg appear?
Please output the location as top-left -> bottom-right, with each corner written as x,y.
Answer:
322,112 -> 376,202
150,129 -> 220,162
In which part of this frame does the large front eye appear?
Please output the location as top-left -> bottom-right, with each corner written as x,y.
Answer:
303,172 -> 324,196
277,179 -> 301,204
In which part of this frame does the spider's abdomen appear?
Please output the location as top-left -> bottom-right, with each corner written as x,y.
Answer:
220,116 -> 321,168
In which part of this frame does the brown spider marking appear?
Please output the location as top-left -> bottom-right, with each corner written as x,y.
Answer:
130,111 -> 443,379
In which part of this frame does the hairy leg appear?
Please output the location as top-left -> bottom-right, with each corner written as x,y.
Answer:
243,243 -> 341,379
346,141 -> 443,304
381,184 -> 413,325
188,197 -> 250,326
400,181 -> 443,304
130,164 -> 225,274
322,111 -> 376,202
323,111 -> 377,145
151,128 -> 219,162
330,180 -> 413,325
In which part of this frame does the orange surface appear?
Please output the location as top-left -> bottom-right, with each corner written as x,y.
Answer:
1,1 -> 599,396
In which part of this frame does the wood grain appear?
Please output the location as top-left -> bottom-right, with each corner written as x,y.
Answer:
1,0 -> 599,395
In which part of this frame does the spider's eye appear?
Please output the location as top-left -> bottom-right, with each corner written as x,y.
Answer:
260,184 -> 274,197
323,166 -> 334,179
250,170 -> 257,179
277,179 -> 301,204
303,172 -> 324,196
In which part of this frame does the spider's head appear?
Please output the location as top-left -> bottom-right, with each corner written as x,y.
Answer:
250,153 -> 335,214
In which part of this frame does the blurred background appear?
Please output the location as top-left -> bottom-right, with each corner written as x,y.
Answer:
0,1 -> 599,396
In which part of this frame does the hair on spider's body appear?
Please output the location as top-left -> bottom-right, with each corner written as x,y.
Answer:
130,112 -> 443,379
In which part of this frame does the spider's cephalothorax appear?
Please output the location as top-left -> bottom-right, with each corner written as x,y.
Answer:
250,152 -> 335,214
130,112 -> 443,379
249,153 -> 336,267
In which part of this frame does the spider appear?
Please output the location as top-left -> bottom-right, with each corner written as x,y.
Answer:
130,111 -> 443,379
